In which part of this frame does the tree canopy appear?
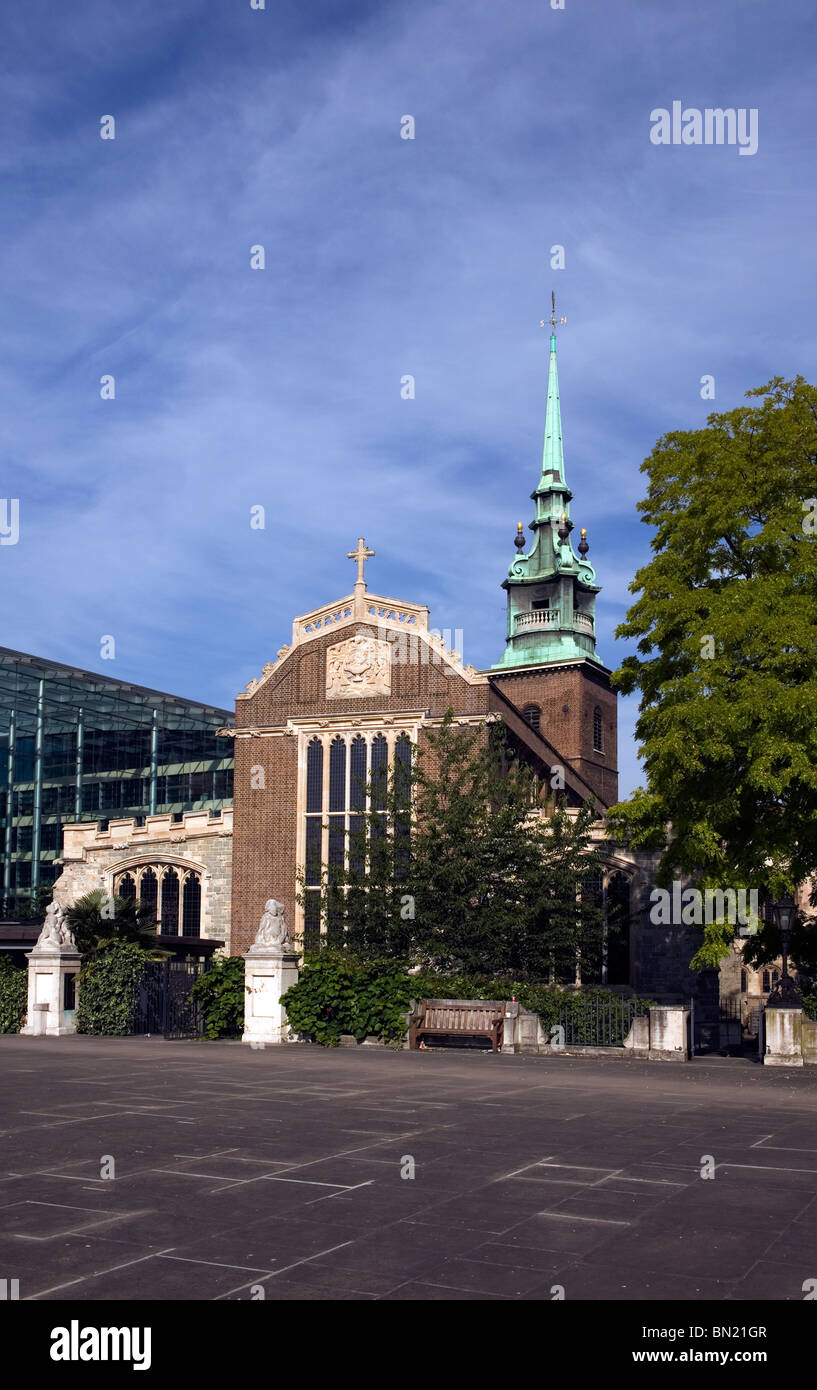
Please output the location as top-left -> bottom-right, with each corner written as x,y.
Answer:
300,710 -> 605,980
66,890 -> 166,960
607,376 -> 817,964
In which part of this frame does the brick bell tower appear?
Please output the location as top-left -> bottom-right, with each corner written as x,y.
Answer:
488,297 -> 618,806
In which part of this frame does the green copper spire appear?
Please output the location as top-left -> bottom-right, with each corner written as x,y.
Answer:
540,332 -> 565,487
492,301 -> 604,672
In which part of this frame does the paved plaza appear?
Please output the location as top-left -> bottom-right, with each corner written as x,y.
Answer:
1,1036 -> 816,1301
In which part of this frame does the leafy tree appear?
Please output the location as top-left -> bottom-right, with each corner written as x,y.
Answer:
301,710 -> 605,980
281,953 -> 415,1045
188,956 -> 245,1038
66,890 -> 166,961
607,376 -> 817,966
0,956 -> 27,1032
75,941 -> 153,1035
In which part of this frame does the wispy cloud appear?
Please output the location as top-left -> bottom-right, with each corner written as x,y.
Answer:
1,0 -> 815,797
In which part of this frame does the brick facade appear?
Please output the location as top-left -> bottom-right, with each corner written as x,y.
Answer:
491,661 -> 619,806
228,588 -> 620,955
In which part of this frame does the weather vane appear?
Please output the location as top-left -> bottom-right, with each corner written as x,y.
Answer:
540,290 -> 567,332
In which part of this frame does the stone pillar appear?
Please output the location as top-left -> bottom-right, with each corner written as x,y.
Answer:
513,1008 -> 546,1054
648,1005 -> 690,1061
21,945 -> 81,1037
500,1000 -> 519,1053
764,1007 -> 804,1067
623,1014 -> 650,1056
242,947 -> 299,1046
801,1016 -> 817,1064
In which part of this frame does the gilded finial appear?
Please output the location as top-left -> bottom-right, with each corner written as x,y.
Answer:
514,521 -> 525,552
578,527 -> 589,557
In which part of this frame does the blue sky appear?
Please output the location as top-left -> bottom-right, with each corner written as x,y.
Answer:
1,0 -> 815,797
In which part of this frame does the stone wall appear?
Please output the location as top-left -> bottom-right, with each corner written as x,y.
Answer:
52,808 -> 233,953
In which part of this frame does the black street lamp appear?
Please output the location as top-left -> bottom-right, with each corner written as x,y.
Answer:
765,893 -> 801,1008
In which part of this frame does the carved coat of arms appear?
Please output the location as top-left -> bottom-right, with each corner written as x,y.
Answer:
326,635 -> 392,698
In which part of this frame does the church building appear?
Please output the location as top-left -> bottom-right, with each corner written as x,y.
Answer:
48,325 -> 789,1024
226,322 -> 623,958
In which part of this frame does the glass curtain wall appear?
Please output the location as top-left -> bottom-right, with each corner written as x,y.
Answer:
0,647 -> 234,915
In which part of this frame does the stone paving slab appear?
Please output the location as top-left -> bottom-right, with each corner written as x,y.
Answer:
2,1035 -> 817,1301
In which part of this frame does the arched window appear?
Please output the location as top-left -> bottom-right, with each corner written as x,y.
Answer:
306,737 -> 323,813
301,730 -> 417,937
304,737 -> 324,940
349,736 -> 367,812
139,868 -> 158,921
593,706 -> 603,753
606,872 -> 631,986
348,736 -> 367,878
328,736 -> 347,877
161,868 -> 179,935
371,734 -> 388,813
329,736 -> 346,813
394,733 -> 412,802
522,705 -> 541,733
740,969 -> 748,992
114,863 -> 200,938
117,873 -> 136,902
182,873 -> 201,938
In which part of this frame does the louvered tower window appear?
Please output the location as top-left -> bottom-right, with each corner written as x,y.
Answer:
522,705 -> 541,733
593,706 -> 603,753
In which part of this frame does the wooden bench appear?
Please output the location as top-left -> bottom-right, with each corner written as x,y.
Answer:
409,998 -> 505,1052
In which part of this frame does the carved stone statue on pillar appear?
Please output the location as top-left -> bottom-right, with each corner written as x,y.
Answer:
249,899 -> 293,953
32,900 -> 77,954
242,897 -> 300,1046
22,898 -> 81,1037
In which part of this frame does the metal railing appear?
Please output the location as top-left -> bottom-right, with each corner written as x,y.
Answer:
554,995 -> 645,1047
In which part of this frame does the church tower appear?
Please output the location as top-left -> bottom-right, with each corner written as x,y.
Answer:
488,303 -> 618,805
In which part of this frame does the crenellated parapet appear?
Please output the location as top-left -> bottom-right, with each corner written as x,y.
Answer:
61,807 -> 233,861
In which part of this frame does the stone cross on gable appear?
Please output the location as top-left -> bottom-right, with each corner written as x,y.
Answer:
348,537 -> 375,590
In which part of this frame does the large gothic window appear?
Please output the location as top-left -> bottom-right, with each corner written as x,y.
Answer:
301,730 -> 413,940
303,737 -> 324,949
113,863 -> 202,938
606,872 -> 631,985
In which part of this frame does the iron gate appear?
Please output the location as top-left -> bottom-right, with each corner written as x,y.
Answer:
554,996 -> 646,1047
133,960 -> 206,1038
691,995 -> 748,1056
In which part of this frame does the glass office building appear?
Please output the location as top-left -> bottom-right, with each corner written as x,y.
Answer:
0,646 -> 234,914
